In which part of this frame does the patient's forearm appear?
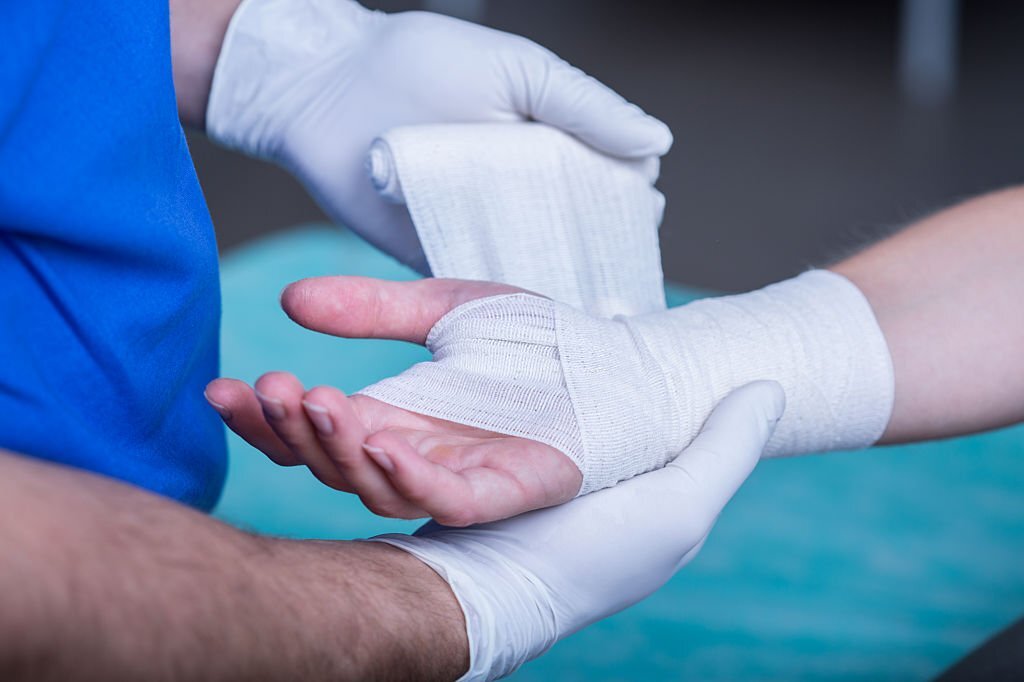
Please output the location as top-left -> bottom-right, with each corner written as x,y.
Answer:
831,186 -> 1024,443
0,450 -> 467,681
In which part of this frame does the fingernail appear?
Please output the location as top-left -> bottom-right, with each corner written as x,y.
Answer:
363,444 -> 394,473
255,390 -> 286,420
302,401 -> 334,436
203,390 -> 232,421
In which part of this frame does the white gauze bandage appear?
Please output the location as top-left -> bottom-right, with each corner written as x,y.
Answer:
359,124 -> 895,493
363,271 -> 894,494
366,123 -> 668,317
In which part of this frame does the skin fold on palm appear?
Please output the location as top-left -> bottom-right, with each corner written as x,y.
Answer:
205,276 -> 583,526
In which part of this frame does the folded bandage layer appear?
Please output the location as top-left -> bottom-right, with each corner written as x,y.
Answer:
366,123 -> 668,317
363,270 -> 894,494
360,123 -> 895,493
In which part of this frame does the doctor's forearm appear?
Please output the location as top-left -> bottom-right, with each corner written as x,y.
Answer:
170,0 -> 241,128
831,186 -> 1024,443
0,451 -> 467,681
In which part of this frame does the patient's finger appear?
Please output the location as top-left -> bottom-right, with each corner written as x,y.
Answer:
280,276 -> 528,344
302,386 -> 425,519
364,431 -> 535,527
253,372 -> 353,493
205,378 -> 299,466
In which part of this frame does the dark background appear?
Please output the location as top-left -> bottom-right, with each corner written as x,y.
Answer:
188,0 -> 1024,292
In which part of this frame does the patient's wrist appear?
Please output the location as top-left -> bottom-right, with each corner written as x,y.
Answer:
629,269 -> 895,458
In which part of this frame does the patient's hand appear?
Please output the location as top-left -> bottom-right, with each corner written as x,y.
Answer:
206,277 -> 582,526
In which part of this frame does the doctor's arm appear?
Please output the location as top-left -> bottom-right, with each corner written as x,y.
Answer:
170,0 -> 238,127
0,449 -> 467,681
0,382 -> 780,681
169,0 -> 671,271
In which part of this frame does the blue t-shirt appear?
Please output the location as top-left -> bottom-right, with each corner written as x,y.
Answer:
0,1 -> 226,509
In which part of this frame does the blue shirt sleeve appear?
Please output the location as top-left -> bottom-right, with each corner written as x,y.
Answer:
0,0 -> 227,509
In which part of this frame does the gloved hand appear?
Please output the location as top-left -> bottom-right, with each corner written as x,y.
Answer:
373,380 -> 785,681
205,0 -> 673,272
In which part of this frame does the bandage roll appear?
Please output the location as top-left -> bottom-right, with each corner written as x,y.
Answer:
365,123 -> 668,318
367,140 -> 404,203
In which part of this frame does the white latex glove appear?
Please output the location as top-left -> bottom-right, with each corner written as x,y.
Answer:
373,380 -> 785,681
206,0 -> 673,272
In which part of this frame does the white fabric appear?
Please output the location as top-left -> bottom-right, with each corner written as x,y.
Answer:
206,0 -> 673,273
362,270 -> 894,494
625,270 -> 895,458
372,381 -> 785,681
366,123 -> 668,317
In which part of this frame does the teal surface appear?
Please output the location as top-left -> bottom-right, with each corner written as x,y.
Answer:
215,226 -> 1024,680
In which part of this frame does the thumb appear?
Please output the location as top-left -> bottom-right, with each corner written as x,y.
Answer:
280,276 -> 527,344
511,46 -> 674,159
668,381 -> 786,516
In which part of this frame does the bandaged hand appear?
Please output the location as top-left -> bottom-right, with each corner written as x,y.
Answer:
205,0 -> 672,272
207,270 -> 894,525
208,278 -> 582,523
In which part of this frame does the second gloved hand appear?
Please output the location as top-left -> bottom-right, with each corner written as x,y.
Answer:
205,0 -> 673,272
374,380 -> 785,681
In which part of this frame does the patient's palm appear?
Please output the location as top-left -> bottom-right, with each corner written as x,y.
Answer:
345,393 -> 582,525
209,275 -> 583,525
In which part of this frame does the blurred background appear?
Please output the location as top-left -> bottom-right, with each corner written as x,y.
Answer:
199,1 -> 1024,679
191,0 -> 1024,291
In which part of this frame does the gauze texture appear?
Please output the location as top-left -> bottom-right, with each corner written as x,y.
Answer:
366,123 -> 668,317
360,122 -> 893,494
363,272 -> 895,495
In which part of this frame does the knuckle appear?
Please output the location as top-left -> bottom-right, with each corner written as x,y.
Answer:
304,385 -> 336,405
